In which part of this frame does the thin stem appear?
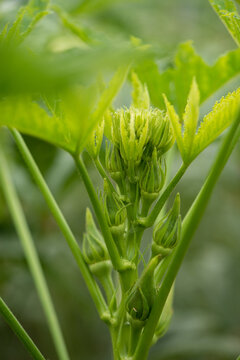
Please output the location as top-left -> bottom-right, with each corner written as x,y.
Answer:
75,154 -> 129,272
0,150 -> 70,360
0,297 -> 46,360
10,129 -> 108,319
94,156 -> 116,194
133,112 -> 240,360
142,163 -> 187,228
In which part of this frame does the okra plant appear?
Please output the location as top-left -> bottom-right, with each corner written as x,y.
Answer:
0,0 -> 240,360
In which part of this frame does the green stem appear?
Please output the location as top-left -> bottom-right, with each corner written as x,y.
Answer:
129,324 -> 142,356
142,163 -> 187,228
10,129 -> 108,320
0,150 -> 70,360
133,112 -> 240,360
154,255 -> 172,287
94,156 -> 116,194
99,273 -> 115,306
0,297 -> 46,360
110,325 -> 119,360
75,154 -> 130,272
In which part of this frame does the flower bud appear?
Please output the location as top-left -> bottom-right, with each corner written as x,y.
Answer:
86,120 -> 104,159
103,179 -> 127,236
105,143 -> 125,183
140,148 -> 166,202
111,107 -> 150,182
149,111 -> 174,155
126,255 -> 160,322
82,208 -> 109,265
152,194 -> 181,257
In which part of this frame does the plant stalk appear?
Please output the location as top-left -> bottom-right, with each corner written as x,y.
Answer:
0,297 -> 46,360
10,129 -> 108,319
0,149 -> 70,360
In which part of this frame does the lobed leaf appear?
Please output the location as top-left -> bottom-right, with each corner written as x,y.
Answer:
165,85 -> 240,164
192,87 -> 240,160
0,0 -> 49,45
135,42 -> 240,115
0,65 -> 129,154
209,0 -> 240,47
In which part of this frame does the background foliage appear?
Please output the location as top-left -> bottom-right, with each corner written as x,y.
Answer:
0,0 -> 240,359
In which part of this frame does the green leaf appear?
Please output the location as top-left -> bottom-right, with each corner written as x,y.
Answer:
182,78 -> 200,158
192,87 -> 240,160
165,83 -> 240,164
135,42 -> 240,115
209,0 -> 240,47
0,0 -> 49,45
163,95 -> 184,157
131,71 -> 150,109
51,5 -> 93,44
0,66 -> 129,154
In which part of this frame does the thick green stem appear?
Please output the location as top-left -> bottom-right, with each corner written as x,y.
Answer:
75,154 -> 133,274
0,149 -> 70,360
0,297 -> 46,360
142,163 -> 187,228
133,112 -> 240,360
110,325 -> 120,360
10,129 -> 108,319
129,323 -> 142,356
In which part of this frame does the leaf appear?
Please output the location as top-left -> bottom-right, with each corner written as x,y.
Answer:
135,42 -> 240,115
131,71 -> 150,109
182,78 -> 200,157
165,84 -> 240,164
163,95 -> 185,157
0,0 -> 49,45
76,64 -> 130,153
192,87 -> 240,160
0,66 -> 129,154
209,0 -> 240,47
52,5 -> 93,44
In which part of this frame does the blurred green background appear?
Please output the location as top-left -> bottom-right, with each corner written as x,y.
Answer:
0,0 -> 240,359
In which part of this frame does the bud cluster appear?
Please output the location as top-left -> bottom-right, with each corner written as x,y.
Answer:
109,107 -> 173,184
82,75 -> 182,344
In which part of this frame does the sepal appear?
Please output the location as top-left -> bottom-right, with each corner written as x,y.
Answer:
152,194 -> 181,257
126,255 -> 161,322
103,179 -> 127,235
82,208 -> 109,265
140,148 -> 166,202
86,120 -> 104,159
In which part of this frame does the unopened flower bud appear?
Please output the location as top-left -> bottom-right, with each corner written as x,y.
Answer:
105,143 -> 125,183
111,107 -> 150,182
86,120 -> 104,159
152,194 -> 181,257
103,179 -> 127,236
149,111 -> 174,155
126,255 -> 160,322
140,148 -> 166,203
82,208 -> 109,265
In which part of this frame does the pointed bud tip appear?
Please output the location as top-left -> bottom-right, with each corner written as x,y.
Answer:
86,207 -> 94,226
